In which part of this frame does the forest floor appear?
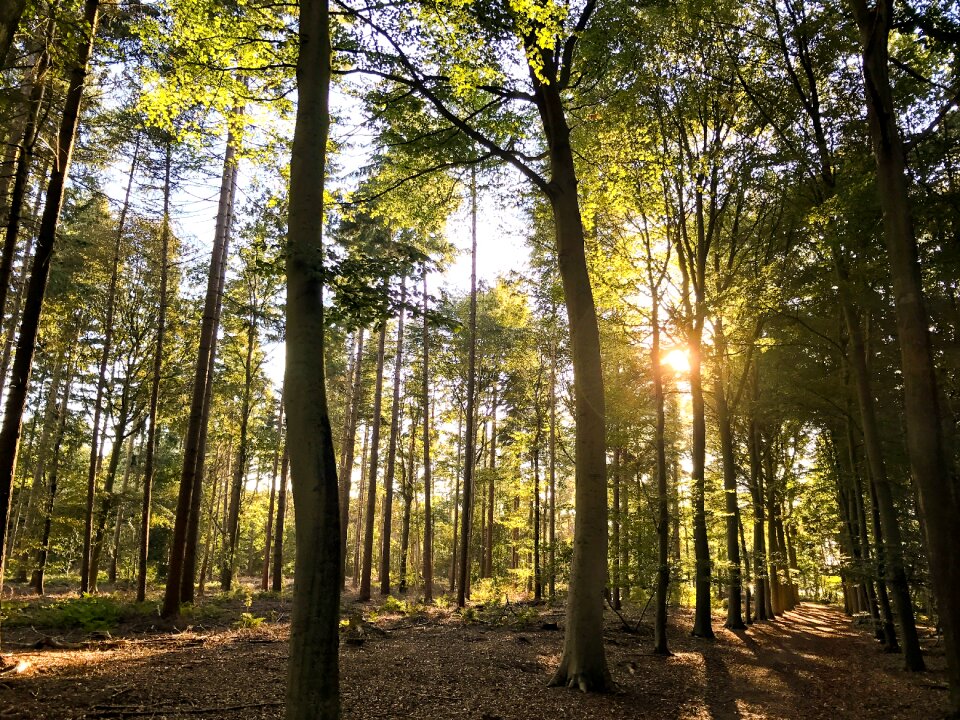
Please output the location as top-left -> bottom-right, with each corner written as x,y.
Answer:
0,583 -> 951,719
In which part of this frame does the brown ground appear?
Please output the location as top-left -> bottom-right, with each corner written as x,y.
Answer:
0,592 -> 950,719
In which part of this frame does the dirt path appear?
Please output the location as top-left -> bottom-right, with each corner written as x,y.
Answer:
0,601 -> 949,719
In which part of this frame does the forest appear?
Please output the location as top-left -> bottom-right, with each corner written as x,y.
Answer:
0,0 -> 958,718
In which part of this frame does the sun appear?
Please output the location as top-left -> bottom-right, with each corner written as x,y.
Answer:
662,348 -> 690,373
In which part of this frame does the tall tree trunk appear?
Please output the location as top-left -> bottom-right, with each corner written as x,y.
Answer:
548,333 -> 557,601
284,0 -> 340,712
0,0 -> 100,586
352,426 -> 369,586
380,280 -> 406,596
535,77 -> 610,691
359,322 -> 386,601
0,23 -> 52,353
163,120 -> 238,617
183,154 -> 237,605
339,330 -> 364,585
714,322 -> 745,630
533,437 -> 542,601
456,169 -> 479,608
849,0 -> 960,706
421,269 -> 433,602
647,239 -> 671,653
449,409 -> 462,594
485,392 -> 496,579
748,416 -> 769,621
82,136 -> 138,592
272,445 -> 288,593
222,303 -> 258,591
839,287 -> 922,667
398,416 -> 416,594
611,447 -> 620,610
262,396 -> 284,591
137,140 -> 171,602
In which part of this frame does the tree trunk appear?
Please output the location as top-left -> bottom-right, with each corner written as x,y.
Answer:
82,136 -> 138,593
548,331 -> 557,600
449,408 -> 462,594
262,397 -> 284,591
359,322 -> 386,601
485,392 -> 496,579
163,118 -> 239,617
222,300 -> 258,591
284,0 -> 340,712
748,417 -> 768,621
339,329 -> 364,586
0,0 -> 100,586
137,139 -> 171,602
611,447 -> 620,610
380,279 -> 406,596
714,323 -> 744,629
352,426 -> 369,586
457,170 -> 479,608
536,83 -> 611,690
839,287 -> 922,667
108,434 -> 136,584
272,445 -> 288,593
421,269 -> 433,602
849,0 -> 958,701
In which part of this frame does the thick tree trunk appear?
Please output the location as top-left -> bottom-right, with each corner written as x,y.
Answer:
0,0 -> 100,585
284,0 -> 340,713
848,0 -> 959,704
456,171 -> 479,608
537,88 -> 611,689
359,322 -> 386,601
421,270 -> 433,602
380,280 -> 406,596
137,141 -> 171,602
0,0 -> 27,66
163,121 -> 238,617
689,330 -> 713,637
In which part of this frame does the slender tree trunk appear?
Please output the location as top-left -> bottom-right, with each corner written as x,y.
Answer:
533,438 -> 542,601
449,409 -> 462,594
272,445 -> 288,593
380,280 -> 406,596
222,307 -> 258,591
421,270 -> 433,602
748,417 -> 768,621
714,327 -> 744,629
485,392 -> 496,579
163,119 -> 239,617
849,0 -> 960,705
352,426 -> 369,586
549,334 -> 557,600
0,0 -> 101,586
359,322 -> 386,601
137,141 -> 171,602
284,0 -> 340,711
339,329 -> 364,586
611,447 -> 620,610
82,137 -> 138,592
262,397 -> 284,591
839,289 -> 922,667
457,170 -> 479,608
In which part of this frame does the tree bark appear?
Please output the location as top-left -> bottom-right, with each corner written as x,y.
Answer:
0,0 -> 100,585
359,322 -> 386,601
163,120 -> 238,616
380,280 -> 406,596
262,396 -> 283,591
848,0 -> 959,704
0,0 -> 27,68
137,139 -> 171,602
456,169 -> 479,608
421,269 -> 433,602
339,329 -> 364,586
284,0 -> 340,712
272,445 -> 288,593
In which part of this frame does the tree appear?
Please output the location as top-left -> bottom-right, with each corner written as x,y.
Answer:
284,0 -> 340,715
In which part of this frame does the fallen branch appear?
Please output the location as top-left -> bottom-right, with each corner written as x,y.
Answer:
87,700 -> 284,717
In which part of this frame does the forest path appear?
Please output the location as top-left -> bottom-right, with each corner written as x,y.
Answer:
0,599 -> 950,719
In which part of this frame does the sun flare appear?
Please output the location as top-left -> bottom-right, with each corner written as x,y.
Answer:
662,348 -> 690,373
